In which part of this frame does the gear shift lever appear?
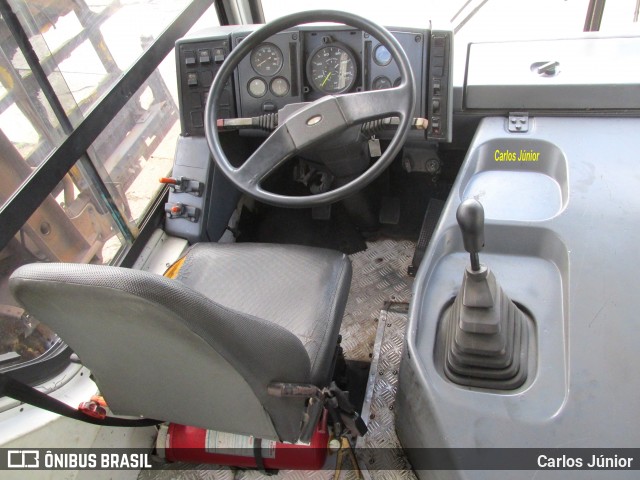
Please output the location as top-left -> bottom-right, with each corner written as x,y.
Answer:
438,198 -> 529,390
456,199 -> 484,272
456,199 -> 493,309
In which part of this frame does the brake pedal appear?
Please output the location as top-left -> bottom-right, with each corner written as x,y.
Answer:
379,196 -> 400,225
312,204 -> 331,220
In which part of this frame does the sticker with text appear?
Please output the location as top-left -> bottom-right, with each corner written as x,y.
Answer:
495,149 -> 540,162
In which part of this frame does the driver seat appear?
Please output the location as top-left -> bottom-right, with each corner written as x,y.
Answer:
9,242 -> 352,443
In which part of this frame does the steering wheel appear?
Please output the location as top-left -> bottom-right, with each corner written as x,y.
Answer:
204,10 -> 416,207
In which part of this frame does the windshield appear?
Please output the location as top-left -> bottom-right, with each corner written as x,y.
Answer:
263,0 -> 460,29
262,0 -> 639,85
262,0 -> 640,41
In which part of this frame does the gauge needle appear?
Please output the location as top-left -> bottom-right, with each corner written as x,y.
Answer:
321,71 -> 332,87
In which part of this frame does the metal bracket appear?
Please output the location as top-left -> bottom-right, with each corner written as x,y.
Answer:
164,203 -> 200,222
402,146 -> 441,174
267,381 -> 367,442
161,176 -> 203,197
508,112 -> 529,133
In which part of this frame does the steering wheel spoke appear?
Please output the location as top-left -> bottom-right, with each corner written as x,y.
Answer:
335,85 -> 412,125
236,126 -> 296,188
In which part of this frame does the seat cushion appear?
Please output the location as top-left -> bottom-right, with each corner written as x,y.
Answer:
175,242 -> 352,385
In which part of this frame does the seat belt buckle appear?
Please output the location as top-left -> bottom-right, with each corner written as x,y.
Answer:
78,400 -> 107,420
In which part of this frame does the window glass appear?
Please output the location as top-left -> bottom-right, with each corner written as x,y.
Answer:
0,0 -> 220,375
0,157 -> 125,372
600,0 -> 640,33
86,4 -> 221,225
0,13 -> 66,174
9,0 -> 191,118
87,62 -> 181,226
262,0 -> 594,85
451,0 -> 590,44
262,0 -> 593,40
262,0 -> 464,29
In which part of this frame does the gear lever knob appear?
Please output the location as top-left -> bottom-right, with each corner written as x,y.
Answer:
456,199 -> 485,271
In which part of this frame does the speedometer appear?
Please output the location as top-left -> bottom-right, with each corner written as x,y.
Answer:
307,45 -> 357,94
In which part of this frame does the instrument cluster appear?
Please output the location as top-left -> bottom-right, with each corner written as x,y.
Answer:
176,24 -> 452,141
247,43 -> 289,98
232,26 -> 427,119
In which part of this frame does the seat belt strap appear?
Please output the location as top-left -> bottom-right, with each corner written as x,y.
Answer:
253,438 -> 277,475
163,255 -> 187,279
253,438 -> 266,471
0,372 -> 161,427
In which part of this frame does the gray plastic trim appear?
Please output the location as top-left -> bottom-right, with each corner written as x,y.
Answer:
465,37 -> 640,110
398,116 -> 640,479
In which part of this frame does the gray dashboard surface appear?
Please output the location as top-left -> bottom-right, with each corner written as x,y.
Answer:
397,116 -> 640,479
465,36 -> 640,110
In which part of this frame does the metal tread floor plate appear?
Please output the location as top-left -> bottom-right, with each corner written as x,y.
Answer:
356,303 -> 416,480
340,239 -> 415,362
140,239 -> 416,480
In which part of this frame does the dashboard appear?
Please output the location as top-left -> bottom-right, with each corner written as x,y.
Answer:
175,24 -> 453,142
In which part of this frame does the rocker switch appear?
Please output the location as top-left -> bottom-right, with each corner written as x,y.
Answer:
184,51 -> 196,66
213,48 -> 225,63
198,49 -> 211,64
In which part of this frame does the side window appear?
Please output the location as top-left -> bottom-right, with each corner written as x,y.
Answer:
599,0 -> 640,32
0,0 -> 219,377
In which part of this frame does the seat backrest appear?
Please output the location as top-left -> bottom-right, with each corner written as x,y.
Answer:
10,263 -> 312,442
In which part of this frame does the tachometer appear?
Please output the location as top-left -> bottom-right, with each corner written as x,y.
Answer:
308,45 -> 357,94
250,43 -> 283,77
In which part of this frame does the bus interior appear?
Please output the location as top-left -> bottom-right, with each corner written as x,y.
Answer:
1,1 -> 639,479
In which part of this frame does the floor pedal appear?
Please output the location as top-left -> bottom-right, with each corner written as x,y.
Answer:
311,204 -> 331,220
379,196 -> 401,225
408,198 -> 445,276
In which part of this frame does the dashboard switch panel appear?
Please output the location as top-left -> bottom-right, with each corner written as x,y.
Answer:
165,136 -> 211,243
426,30 -> 453,142
176,31 -> 236,136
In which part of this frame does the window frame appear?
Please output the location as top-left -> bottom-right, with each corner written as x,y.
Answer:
0,0 -> 222,380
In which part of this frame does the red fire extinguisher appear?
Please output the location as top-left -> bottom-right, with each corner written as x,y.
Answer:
158,410 -> 330,470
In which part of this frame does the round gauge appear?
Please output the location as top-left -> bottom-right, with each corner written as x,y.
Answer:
308,44 -> 357,94
372,76 -> 392,90
393,77 -> 402,87
374,44 -> 392,66
247,77 -> 267,98
270,76 -> 290,97
250,43 -> 283,77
